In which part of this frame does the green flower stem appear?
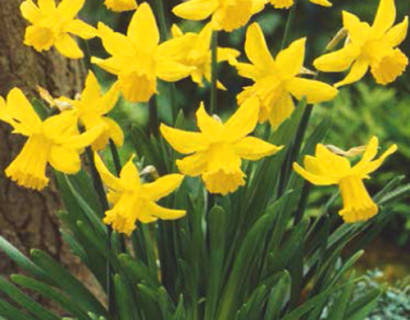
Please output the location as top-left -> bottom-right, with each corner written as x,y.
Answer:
281,0 -> 299,49
84,147 -> 115,316
108,139 -> 127,253
109,139 -> 122,177
149,97 -> 159,137
210,31 -> 218,115
150,0 -> 178,123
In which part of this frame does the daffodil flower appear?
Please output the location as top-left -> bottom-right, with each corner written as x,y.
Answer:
20,0 -> 97,59
314,0 -> 408,86
157,23 -> 240,90
160,98 -> 283,195
60,71 -> 124,151
235,23 -> 338,129
269,0 -> 331,9
94,154 -> 186,235
293,137 -> 397,223
104,0 -> 138,12
92,3 -> 194,102
0,88 -> 103,190
172,0 -> 265,32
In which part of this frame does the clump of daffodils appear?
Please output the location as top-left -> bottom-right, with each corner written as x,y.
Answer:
4,0 -> 407,233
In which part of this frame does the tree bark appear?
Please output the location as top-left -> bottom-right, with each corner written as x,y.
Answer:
0,0 -> 85,275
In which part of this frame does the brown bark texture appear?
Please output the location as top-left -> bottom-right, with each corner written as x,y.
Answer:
0,0 -> 85,276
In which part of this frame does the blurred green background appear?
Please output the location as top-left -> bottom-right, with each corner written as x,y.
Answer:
80,0 -> 410,290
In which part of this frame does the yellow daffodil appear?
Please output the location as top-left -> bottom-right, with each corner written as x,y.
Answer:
172,0 -> 264,32
157,23 -> 240,90
269,0 -> 331,9
60,71 -> 124,151
20,0 -> 97,59
314,0 -> 408,86
94,153 -> 186,235
293,137 -> 397,223
0,88 -> 103,190
235,23 -> 338,129
160,98 -> 283,195
104,0 -> 138,12
92,3 -> 193,102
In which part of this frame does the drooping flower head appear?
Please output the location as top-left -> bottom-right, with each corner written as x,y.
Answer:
92,3 -> 194,102
314,0 -> 408,86
172,0 -> 264,32
235,23 -> 338,129
293,137 -> 397,223
160,98 -> 283,195
157,23 -> 240,90
94,154 -> 186,235
104,0 -> 138,12
20,0 -> 97,59
0,88 -> 103,190
60,71 -> 124,151
269,0 -> 331,9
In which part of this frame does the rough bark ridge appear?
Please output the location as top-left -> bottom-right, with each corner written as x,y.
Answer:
0,0 -> 85,275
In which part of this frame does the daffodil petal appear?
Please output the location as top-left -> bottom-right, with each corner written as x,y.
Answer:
342,11 -> 372,43
55,33 -> 84,59
127,3 -> 159,51
143,174 -> 184,201
268,93 -> 294,129
4,88 -> 42,135
38,0 -> 55,12
176,153 -> 209,176
119,156 -> 141,186
66,19 -> 97,39
156,59 -> 193,82
57,0 -> 84,20
144,202 -> 186,220
335,57 -> 369,87
196,103 -> 224,136
245,23 -> 274,69
20,0 -> 41,23
94,153 -> 124,191
234,137 -> 282,160
104,117 -> 124,147
235,62 -> 260,80
293,162 -> 336,185
160,123 -> 208,154
372,0 -> 396,36
173,0 -> 218,20
309,0 -> 332,7
82,71 -> 101,102
276,38 -> 306,77
384,16 -> 408,47
314,44 -> 359,72
97,22 -> 134,56
362,144 -> 398,175
225,97 -> 259,141
287,78 -> 338,104
49,145 -> 81,174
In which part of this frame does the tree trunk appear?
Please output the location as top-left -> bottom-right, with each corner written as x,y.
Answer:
0,0 -> 85,276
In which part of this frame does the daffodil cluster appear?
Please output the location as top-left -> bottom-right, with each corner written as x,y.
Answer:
5,0 -> 405,236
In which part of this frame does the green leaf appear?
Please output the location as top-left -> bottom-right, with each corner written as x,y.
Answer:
11,274 -> 90,320
0,236 -> 48,282
0,277 -> 59,320
30,249 -> 108,318
118,254 -> 159,288
325,271 -> 356,320
218,192 -> 294,319
204,205 -> 226,320
345,288 -> 382,320
114,274 -> 137,320
265,271 -> 291,320
0,299 -> 35,320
